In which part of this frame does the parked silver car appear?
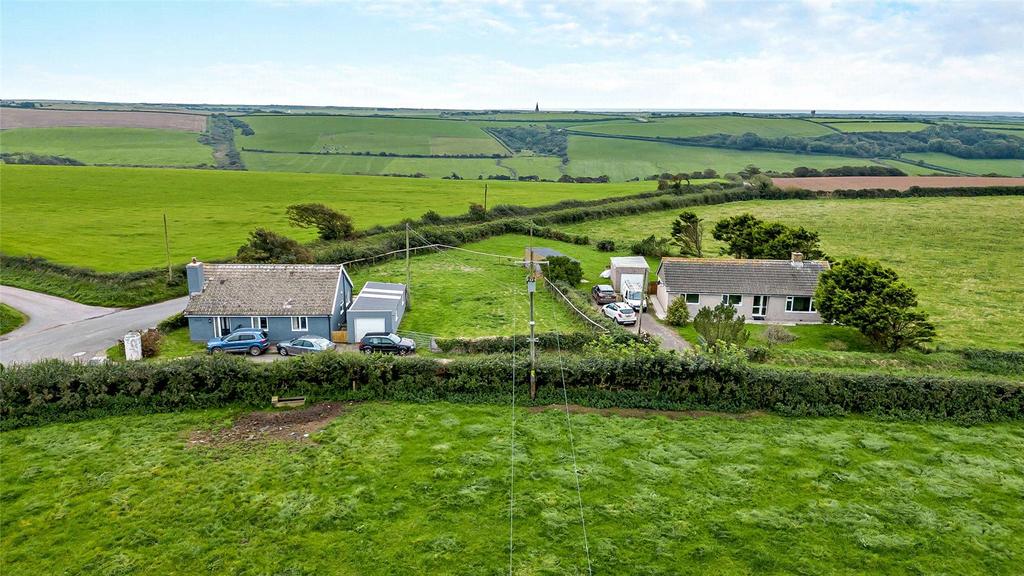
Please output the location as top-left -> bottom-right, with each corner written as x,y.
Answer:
276,336 -> 336,356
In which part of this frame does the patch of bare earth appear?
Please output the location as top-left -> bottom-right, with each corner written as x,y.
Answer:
772,176 -> 1024,192
0,108 -> 207,132
528,404 -> 760,420
188,402 -> 349,448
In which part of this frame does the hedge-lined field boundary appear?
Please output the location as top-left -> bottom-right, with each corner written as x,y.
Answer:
2,352 -> 1021,430
3,185 -> 1021,307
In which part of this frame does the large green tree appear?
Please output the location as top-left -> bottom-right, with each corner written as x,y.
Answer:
544,256 -> 583,286
286,203 -> 354,241
815,258 -> 936,352
670,211 -> 704,257
712,213 -> 827,260
236,228 -> 314,264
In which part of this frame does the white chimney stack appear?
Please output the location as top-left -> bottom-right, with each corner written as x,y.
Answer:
791,252 -> 804,268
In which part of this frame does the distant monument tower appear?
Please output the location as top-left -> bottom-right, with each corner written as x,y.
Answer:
535,102 -> 540,112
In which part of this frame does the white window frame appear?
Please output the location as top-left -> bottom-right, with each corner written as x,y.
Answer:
785,296 -> 816,313
751,295 -> 769,317
251,317 -> 269,330
721,294 -> 742,307
216,316 -> 231,337
291,316 -> 309,332
684,293 -> 700,304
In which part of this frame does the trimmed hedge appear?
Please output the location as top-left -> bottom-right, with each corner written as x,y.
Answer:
2,352 -> 1021,430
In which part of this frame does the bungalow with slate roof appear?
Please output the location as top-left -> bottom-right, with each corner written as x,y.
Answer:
656,252 -> 830,323
183,259 -> 353,343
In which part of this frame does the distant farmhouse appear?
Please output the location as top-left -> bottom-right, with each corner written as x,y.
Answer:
656,253 -> 829,323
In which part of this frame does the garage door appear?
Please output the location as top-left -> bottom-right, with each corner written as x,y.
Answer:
354,317 -> 386,341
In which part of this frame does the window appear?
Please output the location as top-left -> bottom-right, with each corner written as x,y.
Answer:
291,316 -> 308,331
752,295 -> 769,317
251,317 -> 269,330
238,334 -> 254,341
722,294 -> 742,306
685,294 -> 700,304
786,296 -> 816,312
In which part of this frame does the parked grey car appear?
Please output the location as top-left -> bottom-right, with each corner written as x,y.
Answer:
277,336 -> 336,356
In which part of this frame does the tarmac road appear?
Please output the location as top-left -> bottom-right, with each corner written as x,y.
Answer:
0,286 -> 188,365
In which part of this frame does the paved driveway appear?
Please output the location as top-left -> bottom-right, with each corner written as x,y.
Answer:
0,287 -> 188,365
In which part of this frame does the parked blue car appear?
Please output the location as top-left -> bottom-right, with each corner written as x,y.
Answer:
207,328 -> 270,356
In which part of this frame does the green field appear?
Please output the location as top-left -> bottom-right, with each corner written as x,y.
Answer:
3,403 -> 1022,575
560,196 -> 1024,349
0,303 -> 27,335
820,121 -> 932,133
877,159 -> 953,175
566,136 -> 871,180
0,165 -> 651,271
0,127 -> 213,166
899,153 -> 1024,176
242,151 -> 519,179
350,235 -> 585,337
239,115 -> 507,155
570,115 -> 832,138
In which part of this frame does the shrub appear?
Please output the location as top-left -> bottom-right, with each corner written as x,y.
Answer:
693,304 -> 750,348
545,256 -> 583,286
140,329 -> 163,358
596,239 -> 616,252
630,235 -> 673,258
468,203 -> 487,221
762,325 -> 796,345
422,210 -> 443,224
286,203 -> 355,241
236,229 -> 314,264
157,312 -> 188,332
665,298 -> 690,327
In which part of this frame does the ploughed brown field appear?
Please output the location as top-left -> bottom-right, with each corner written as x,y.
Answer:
0,108 -> 207,132
772,176 -> 1024,191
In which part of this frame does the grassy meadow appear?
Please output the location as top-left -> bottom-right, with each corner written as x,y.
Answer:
242,151 -> 522,179
566,135 -> 872,180
349,234 -> 586,337
0,127 -> 213,166
560,195 -> 1024,349
3,403 -> 1022,575
239,115 -> 507,155
0,165 -> 650,271
899,153 -> 1024,176
570,115 -> 832,138
819,121 -> 932,133
0,303 -> 27,335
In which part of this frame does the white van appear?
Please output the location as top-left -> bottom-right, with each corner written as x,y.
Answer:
620,274 -> 647,312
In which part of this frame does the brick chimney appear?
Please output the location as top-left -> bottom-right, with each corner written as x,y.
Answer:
186,257 -> 205,294
791,252 -> 804,268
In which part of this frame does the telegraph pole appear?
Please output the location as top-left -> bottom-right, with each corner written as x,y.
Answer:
527,225 -> 537,399
637,265 -> 648,335
163,214 -> 173,282
483,183 -> 488,216
405,222 -> 412,309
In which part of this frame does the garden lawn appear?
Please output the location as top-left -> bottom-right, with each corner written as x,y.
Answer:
566,136 -> 872,181
570,115 -> 832,138
0,303 -> 27,335
348,235 -> 587,337
898,153 -> 1024,177
239,115 -> 506,155
560,195 -> 1024,349
3,403 -> 1022,575
0,127 -> 213,166
0,165 -> 650,272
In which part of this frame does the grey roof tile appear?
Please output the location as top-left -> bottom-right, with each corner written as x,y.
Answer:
184,264 -> 343,317
657,258 -> 829,296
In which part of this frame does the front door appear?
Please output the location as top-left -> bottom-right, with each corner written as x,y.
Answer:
752,296 -> 768,318
217,317 -> 231,337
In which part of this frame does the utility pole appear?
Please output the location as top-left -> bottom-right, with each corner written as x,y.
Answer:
637,265 -> 648,335
163,214 -> 172,282
527,225 -> 537,399
405,222 -> 412,309
483,183 -> 488,216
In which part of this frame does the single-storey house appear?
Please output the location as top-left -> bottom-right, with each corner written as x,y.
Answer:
346,281 -> 408,342
183,259 -> 353,342
656,252 -> 830,323
608,256 -> 650,292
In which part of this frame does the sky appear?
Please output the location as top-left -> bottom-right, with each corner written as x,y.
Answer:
2,0 -> 1022,112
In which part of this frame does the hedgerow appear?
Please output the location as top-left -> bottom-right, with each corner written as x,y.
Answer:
2,352 -> 1021,430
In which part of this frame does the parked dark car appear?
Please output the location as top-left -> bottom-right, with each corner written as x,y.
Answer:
591,284 -> 617,304
277,336 -> 336,356
207,328 -> 269,355
358,332 -> 416,355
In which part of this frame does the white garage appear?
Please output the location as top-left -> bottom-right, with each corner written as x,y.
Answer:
346,281 -> 408,343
